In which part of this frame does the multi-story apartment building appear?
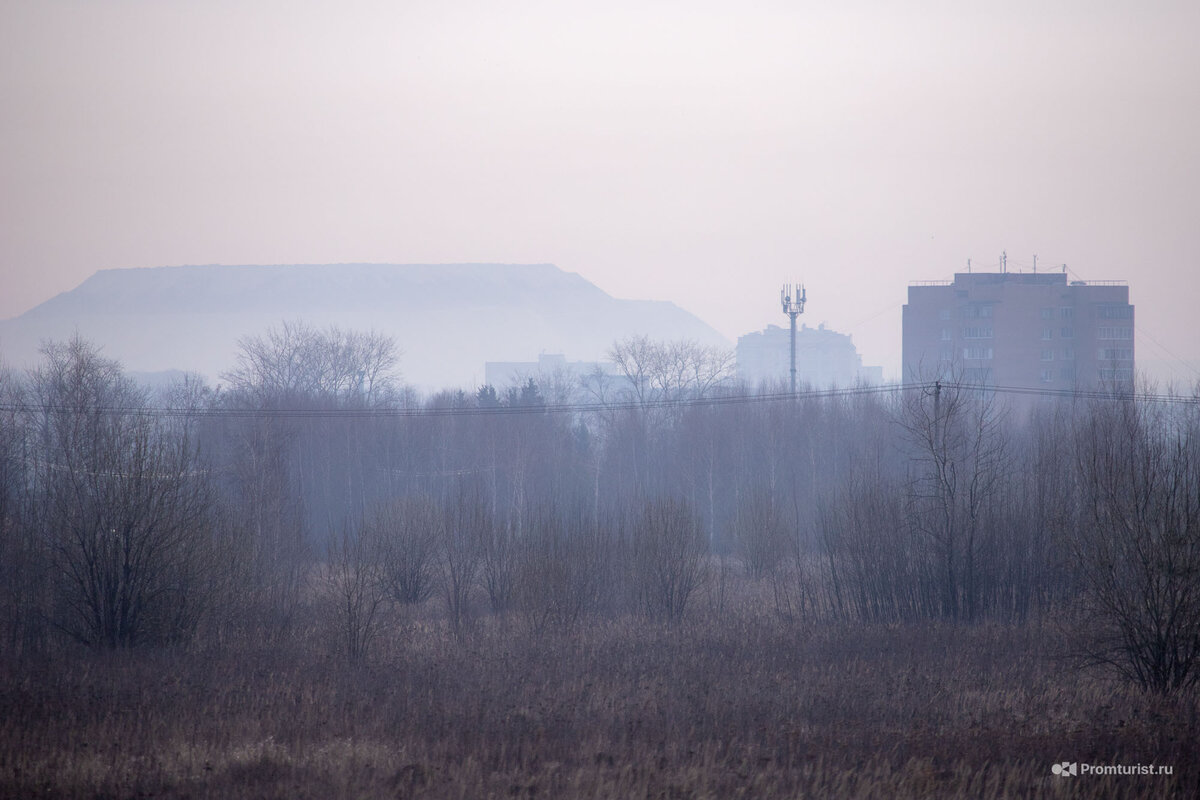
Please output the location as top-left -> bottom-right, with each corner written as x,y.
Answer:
902,271 -> 1133,390
737,322 -> 883,389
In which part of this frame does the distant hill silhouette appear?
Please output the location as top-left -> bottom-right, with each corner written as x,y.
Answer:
0,263 -> 729,390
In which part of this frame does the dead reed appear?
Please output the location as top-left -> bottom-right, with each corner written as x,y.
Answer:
1,611 -> 1195,799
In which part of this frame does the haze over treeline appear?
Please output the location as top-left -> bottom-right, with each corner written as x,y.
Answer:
4,0 -> 1200,793
1,326 -> 1198,795
2,327 -> 1196,650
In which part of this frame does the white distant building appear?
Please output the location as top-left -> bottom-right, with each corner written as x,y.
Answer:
484,353 -> 616,388
736,323 -> 882,389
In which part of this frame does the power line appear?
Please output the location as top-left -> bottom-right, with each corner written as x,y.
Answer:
0,384 -> 896,419
1133,323 -> 1200,380
0,380 -> 1193,420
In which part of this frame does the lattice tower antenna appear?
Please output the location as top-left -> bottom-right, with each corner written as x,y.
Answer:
780,283 -> 807,394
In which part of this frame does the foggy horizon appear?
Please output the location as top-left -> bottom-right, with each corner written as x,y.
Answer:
0,258 -> 1190,391
4,5 -> 1200,790
3,2 -> 1198,386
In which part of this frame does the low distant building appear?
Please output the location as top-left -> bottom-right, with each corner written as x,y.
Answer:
736,323 -> 882,389
902,271 -> 1134,390
483,353 -> 627,403
484,353 -> 614,389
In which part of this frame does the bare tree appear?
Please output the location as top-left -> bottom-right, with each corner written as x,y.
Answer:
0,363 -> 45,653
440,487 -> 489,636
633,497 -> 708,621
591,337 -> 734,500
900,379 -> 1009,621
481,519 -> 519,615
607,335 -> 734,405
28,337 -> 216,647
1069,393 -> 1200,693
515,504 -> 610,634
325,523 -> 387,663
218,321 -> 402,629
223,416 -> 310,641
820,470 -> 923,622
222,320 -> 400,407
375,495 -> 441,605
734,487 -> 786,581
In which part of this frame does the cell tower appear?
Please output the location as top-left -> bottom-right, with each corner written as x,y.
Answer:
780,283 -> 807,394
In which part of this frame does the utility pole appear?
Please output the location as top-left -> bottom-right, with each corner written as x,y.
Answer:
780,283 -> 807,394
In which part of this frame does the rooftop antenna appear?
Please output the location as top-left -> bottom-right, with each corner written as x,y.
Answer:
781,283 -> 807,394
1002,250 -> 1007,274
1033,254 -> 1037,273
967,258 -> 972,273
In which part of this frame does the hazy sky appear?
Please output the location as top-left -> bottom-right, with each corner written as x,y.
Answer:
2,0 -> 1198,382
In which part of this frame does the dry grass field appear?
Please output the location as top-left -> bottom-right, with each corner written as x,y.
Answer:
2,604 -> 1196,800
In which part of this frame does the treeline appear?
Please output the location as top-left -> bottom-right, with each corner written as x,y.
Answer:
0,326 -> 1197,692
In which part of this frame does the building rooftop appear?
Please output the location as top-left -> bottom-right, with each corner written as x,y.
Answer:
909,272 -> 1127,288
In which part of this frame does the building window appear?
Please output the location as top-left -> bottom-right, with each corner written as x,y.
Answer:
1061,307 -> 1074,320
940,328 -> 953,341
964,367 -> 992,383
1060,367 -> 1076,381
1042,328 -> 1053,340
964,303 -> 993,319
1060,327 -> 1074,339
1098,305 -> 1133,319
1041,307 -> 1055,320
1040,369 -> 1054,383
962,327 -> 993,339
1061,347 -> 1075,360
939,308 -> 951,320
939,347 -> 954,362
1097,326 -> 1133,340
1098,348 -> 1133,361
1041,349 -> 1054,361
963,346 -> 993,360
1100,368 -> 1133,382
